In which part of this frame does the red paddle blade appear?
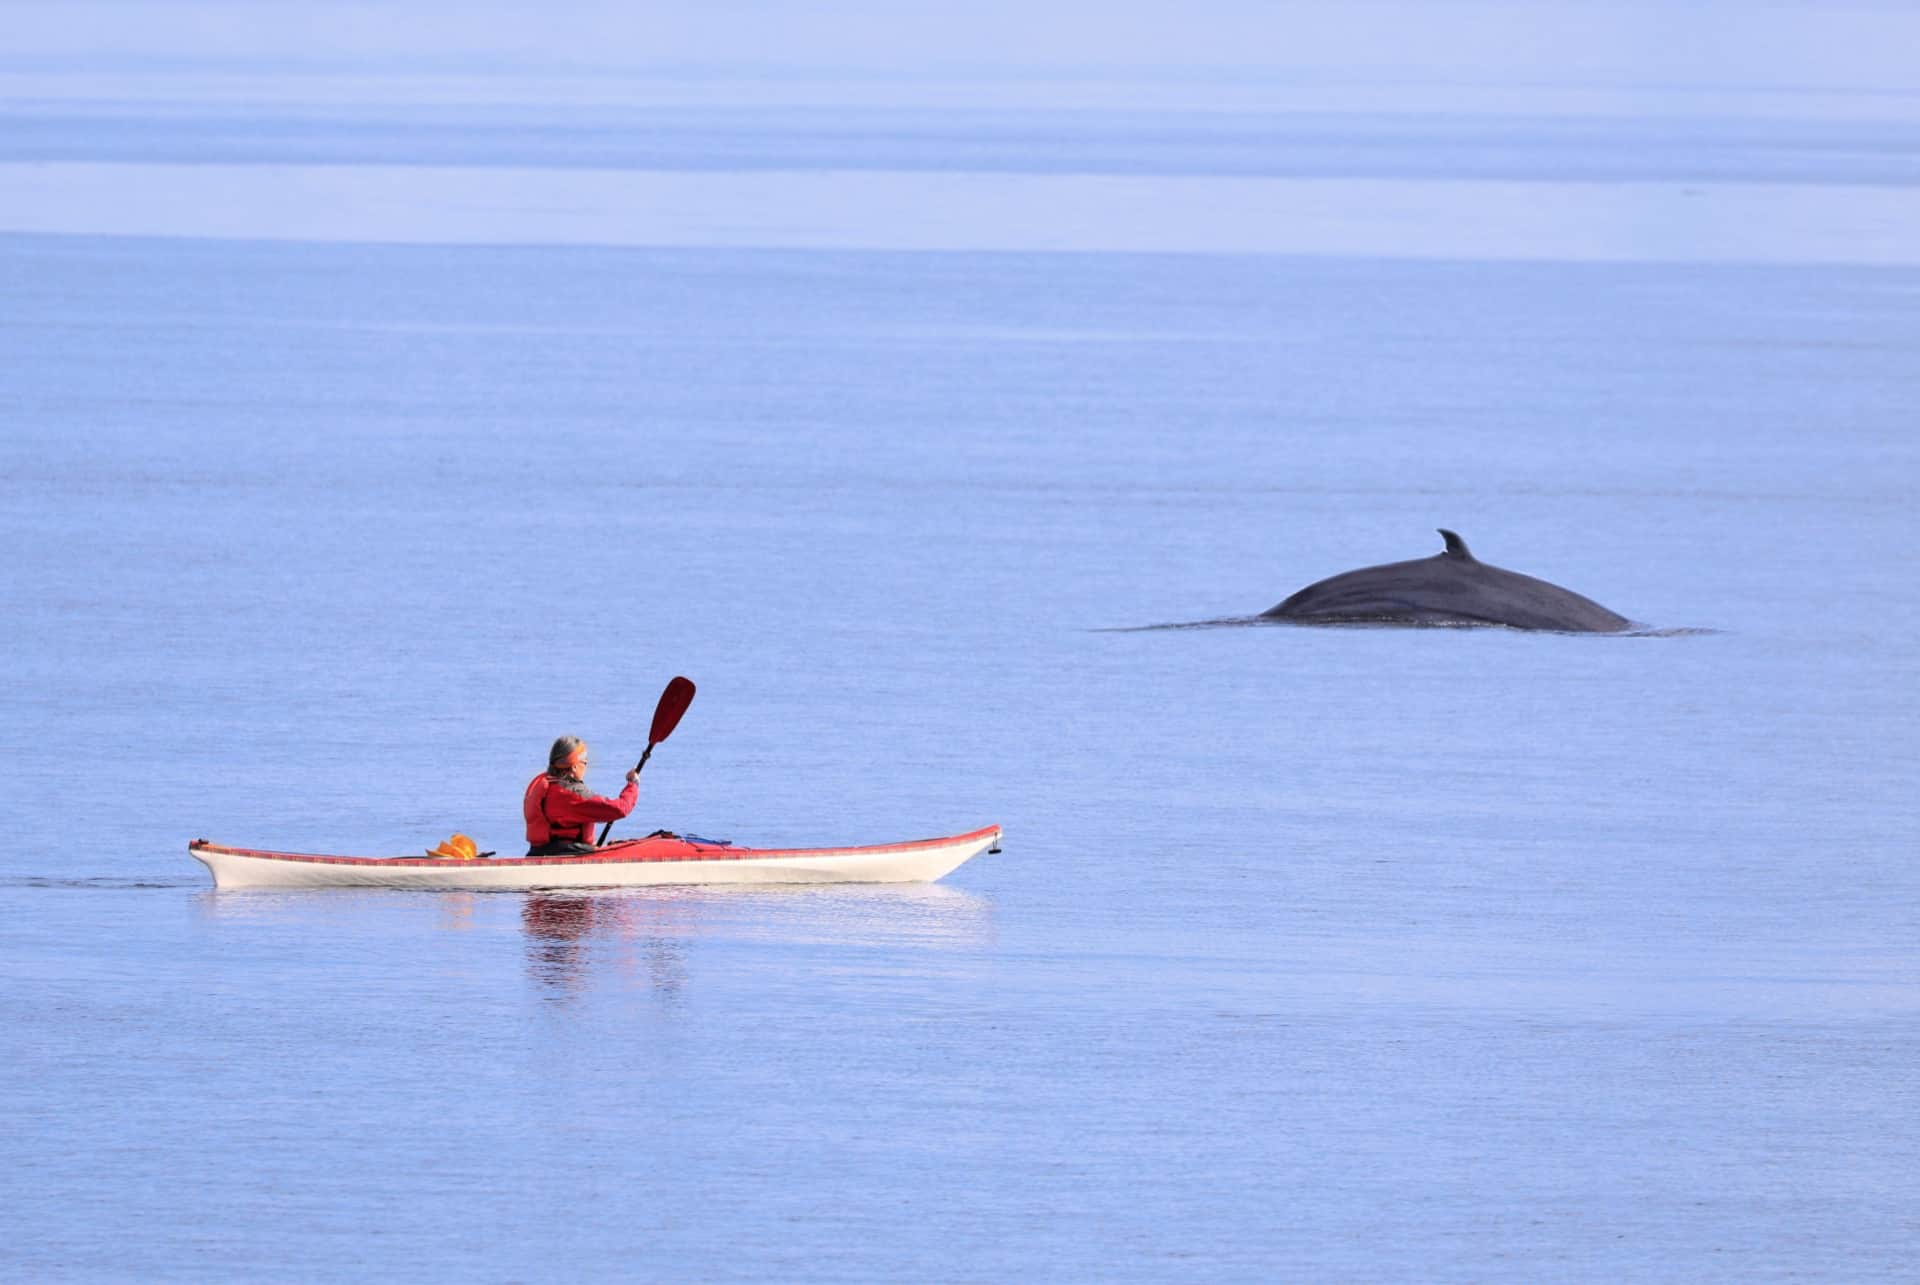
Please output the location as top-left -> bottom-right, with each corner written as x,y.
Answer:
648,676 -> 696,745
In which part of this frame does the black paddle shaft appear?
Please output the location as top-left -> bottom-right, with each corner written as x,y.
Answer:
597,744 -> 655,845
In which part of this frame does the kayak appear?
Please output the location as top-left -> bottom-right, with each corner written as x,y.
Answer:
187,825 -> 1002,891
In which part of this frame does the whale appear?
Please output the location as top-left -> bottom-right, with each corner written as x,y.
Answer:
1262,530 -> 1632,632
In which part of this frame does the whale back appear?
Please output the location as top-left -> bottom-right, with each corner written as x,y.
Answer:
1262,530 -> 1630,632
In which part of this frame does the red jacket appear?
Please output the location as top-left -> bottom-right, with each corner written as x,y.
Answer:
523,774 -> 638,847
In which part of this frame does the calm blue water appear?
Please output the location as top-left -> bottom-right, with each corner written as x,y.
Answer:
4,26 -> 1920,1281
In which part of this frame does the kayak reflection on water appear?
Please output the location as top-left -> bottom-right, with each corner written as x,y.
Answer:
521,736 -> 642,856
515,884 -> 999,998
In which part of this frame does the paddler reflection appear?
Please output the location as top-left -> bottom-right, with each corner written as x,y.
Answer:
521,892 -> 688,999
522,736 -> 641,856
521,893 -> 596,993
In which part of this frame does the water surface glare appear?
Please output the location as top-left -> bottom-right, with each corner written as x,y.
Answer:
7,163 -> 1920,264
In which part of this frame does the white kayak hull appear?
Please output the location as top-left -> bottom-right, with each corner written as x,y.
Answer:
188,826 -> 1001,891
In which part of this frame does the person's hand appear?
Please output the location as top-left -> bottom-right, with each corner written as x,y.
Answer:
626,768 -> 641,784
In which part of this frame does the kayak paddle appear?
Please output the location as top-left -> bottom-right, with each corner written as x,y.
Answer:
598,675 -> 697,845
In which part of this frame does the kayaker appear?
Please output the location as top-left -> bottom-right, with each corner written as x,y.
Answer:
523,736 -> 640,856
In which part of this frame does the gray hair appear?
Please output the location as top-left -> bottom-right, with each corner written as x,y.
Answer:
547,735 -> 585,773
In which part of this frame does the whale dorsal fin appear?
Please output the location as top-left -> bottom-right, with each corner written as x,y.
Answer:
1438,529 -> 1475,560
